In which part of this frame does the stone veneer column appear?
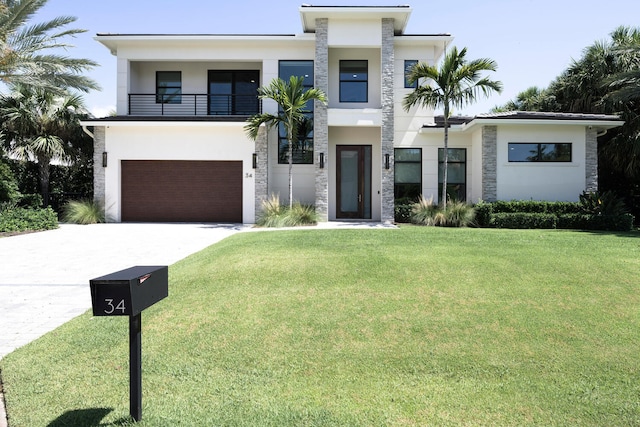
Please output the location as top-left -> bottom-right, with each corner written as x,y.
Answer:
585,126 -> 598,192
314,18 -> 329,221
254,126 -> 269,219
482,125 -> 498,202
381,18 -> 395,223
92,126 -> 107,219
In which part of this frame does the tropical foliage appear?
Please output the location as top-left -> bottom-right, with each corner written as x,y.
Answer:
0,84 -> 91,206
255,193 -> 318,227
403,47 -> 502,209
410,195 -> 476,227
245,76 -> 327,208
62,199 -> 104,224
0,0 -> 98,93
494,27 -> 640,221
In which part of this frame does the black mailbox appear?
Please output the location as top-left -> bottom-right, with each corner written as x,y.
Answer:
90,266 -> 168,317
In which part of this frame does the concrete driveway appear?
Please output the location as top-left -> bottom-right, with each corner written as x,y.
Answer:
0,223 -> 246,359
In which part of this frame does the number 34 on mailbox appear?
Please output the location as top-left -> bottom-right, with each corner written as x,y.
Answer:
90,266 -> 168,317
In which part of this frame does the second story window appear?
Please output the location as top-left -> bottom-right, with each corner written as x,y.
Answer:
340,60 -> 368,103
208,70 -> 260,115
404,60 -> 418,88
156,71 -> 182,104
278,60 -> 315,164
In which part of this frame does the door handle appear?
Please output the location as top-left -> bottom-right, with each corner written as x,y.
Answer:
358,194 -> 362,203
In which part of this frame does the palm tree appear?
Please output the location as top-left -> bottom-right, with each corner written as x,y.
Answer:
403,46 -> 502,209
245,76 -> 327,208
0,84 -> 89,206
0,0 -> 98,92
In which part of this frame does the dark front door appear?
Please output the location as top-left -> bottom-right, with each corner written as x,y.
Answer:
337,145 -> 371,219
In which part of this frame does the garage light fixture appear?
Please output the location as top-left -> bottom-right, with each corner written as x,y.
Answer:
102,151 -> 108,168
384,153 -> 390,170
252,153 -> 257,169
319,152 -> 325,169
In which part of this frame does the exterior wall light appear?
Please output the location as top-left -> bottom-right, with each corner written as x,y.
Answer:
384,153 -> 390,170
102,151 -> 108,168
319,152 -> 325,169
252,153 -> 257,169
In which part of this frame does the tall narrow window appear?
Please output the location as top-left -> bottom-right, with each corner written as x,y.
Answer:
404,60 -> 418,88
156,71 -> 181,104
340,60 -> 368,103
278,60 -> 314,164
394,148 -> 422,200
439,148 -> 466,202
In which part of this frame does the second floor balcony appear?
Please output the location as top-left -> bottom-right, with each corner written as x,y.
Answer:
128,94 -> 262,117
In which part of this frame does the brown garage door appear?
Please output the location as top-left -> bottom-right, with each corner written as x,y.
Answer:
121,160 -> 242,222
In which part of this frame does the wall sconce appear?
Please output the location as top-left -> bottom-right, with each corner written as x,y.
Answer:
384,153 -> 390,170
252,153 -> 257,169
102,151 -> 108,168
319,152 -> 325,169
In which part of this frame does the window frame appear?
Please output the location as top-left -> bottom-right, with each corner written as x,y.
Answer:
339,60 -> 368,103
156,71 -> 182,104
278,60 -> 315,165
394,148 -> 422,201
438,148 -> 467,202
404,60 -> 418,89
207,70 -> 260,115
508,143 -> 573,163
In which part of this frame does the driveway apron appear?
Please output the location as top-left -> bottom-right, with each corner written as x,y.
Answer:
0,223 -> 245,359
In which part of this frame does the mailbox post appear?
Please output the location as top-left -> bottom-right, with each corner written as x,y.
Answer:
90,266 -> 168,422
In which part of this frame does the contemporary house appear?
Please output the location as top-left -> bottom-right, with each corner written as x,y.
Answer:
81,4 -> 623,224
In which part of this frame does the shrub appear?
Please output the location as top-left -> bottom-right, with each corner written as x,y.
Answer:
256,195 -> 318,227
491,213 -> 557,229
473,200 -> 493,227
445,200 -> 476,227
579,190 -> 628,216
411,195 -> 475,227
0,159 -> 20,204
284,202 -> 319,226
410,195 -> 439,226
394,197 -> 414,223
62,200 -> 105,224
0,206 -> 58,232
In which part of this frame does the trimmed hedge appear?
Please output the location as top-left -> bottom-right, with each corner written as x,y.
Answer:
0,207 -> 58,232
394,201 -> 414,223
476,200 -> 635,231
491,213 -> 557,229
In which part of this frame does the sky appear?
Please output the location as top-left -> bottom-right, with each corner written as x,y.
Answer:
32,0 -> 640,117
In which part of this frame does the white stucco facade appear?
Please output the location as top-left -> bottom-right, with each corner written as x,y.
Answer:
81,5 -> 623,224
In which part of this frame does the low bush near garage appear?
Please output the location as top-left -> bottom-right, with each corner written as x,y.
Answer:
256,194 -> 319,227
0,205 -> 58,232
62,200 -> 105,224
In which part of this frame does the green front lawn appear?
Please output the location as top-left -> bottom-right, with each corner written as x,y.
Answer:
2,227 -> 640,426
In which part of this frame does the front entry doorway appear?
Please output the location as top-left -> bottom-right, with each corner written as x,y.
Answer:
337,145 -> 372,219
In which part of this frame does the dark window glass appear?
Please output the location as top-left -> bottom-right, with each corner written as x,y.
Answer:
404,60 -> 418,88
278,60 -> 315,164
394,148 -> 422,200
208,70 -> 259,115
156,71 -> 181,104
340,60 -> 368,103
438,148 -> 466,202
508,143 -> 572,162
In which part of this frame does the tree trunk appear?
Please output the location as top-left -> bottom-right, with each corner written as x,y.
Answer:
442,105 -> 449,211
38,154 -> 51,208
287,124 -> 294,209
